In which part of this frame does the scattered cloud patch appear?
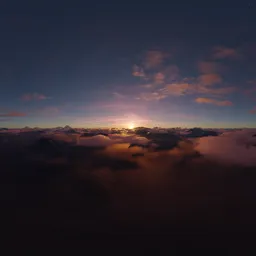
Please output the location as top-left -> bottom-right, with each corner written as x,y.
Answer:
249,108 -> 256,114
153,72 -> 165,84
198,74 -> 223,85
132,65 -> 145,78
0,111 -> 26,117
143,50 -> 169,69
198,61 -> 223,74
162,65 -> 180,82
195,97 -> 233,106
113,92 -> 125,99
164,83 -> 191,96
137,91 -> 168,101
21,93 -> 50,101
137,80 -> 235,101
194,84 -> 236,95
212,46 -> 241,60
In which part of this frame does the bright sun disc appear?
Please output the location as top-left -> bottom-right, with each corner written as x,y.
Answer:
128,123 -> 135,129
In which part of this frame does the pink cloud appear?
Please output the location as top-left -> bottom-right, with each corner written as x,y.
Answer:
164,83 -> 190,96
21,93 -> 49,101
198,61 -> 225,74
249,108 -> 256,114
212,46 -> 241,60
137,92 -> 167,101
194,84 -> 236,95
195,97 -> 233,106
132,65 -> 145,78
0,111 -> 26,117
196,130 -> 256,166
143,50 -> 169,69
153,72 -> 165,84
162,65 -> 180,81
198,73 -> 223,85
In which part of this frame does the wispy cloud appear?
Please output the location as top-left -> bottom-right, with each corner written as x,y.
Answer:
198,61 -> 225,74
136,80 -> 235,101
198,74 -> 222,85
143,50 -> 169,69
153,72 -> 165,84
133,48 -> 236,103
21,93 -> 50,101
113,92 -> 126,99
0,111 -> 26,117
132,65 -> 146,78
162,65 -> 180,82
244,80 -> 256,100
249,108 -> 256,114
212,46 -> 241,60
194,84 -> 236,95
195,97 -> 233,106
136,91 -> 168,101
164,83 -> 191,96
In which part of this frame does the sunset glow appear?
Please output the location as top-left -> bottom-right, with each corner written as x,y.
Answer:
128,122 -> 135,129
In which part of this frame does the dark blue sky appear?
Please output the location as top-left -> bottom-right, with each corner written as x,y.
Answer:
0,1 -> 256,128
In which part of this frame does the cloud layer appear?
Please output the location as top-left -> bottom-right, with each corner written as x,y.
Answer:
196,129 -> 256,166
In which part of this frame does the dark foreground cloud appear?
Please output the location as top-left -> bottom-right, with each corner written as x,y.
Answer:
1,129 -> 256,250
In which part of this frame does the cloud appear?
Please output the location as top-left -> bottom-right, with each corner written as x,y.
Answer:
153,72 -> 165,84
141,84 -> 153,88
195,97 -> 233,106
143,50 -> 169,69
249,108 -> 256,114
196,129 -> 256,166
113,92 -> 125,99
162,65 -> 180,81
137,80 -> 235,101
164,83 -> 191,96
212,46 -> 241,60
198,61 -> 224,74
0,111 -> 26,117
132,65 -> 145,78
198,74 -> 223,85
21,93 -> 50,101
136,91 -> 168,101
133,50 -> 235,102
194,84 -> 236,95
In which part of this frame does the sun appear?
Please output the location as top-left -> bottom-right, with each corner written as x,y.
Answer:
128,122 -> 135,129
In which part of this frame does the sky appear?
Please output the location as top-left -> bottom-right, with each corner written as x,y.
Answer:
0,1 -> 256,128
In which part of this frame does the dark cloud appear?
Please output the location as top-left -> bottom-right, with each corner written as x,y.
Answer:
1,129 -> 256,250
